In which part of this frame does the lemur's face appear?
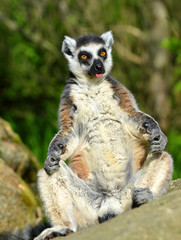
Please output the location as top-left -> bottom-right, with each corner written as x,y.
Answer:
62,31 -> 114,81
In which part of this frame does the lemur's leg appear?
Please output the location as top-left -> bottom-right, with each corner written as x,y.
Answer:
118,151 -> 173,212
132,151 -> 173,207
35,161 -> 101,240
34,166 -> 77,240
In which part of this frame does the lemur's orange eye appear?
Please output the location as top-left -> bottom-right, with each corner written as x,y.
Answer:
100,51 -> 106,57
81,55 -> 87,59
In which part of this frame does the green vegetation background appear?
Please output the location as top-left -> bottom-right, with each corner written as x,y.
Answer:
0,0 -> 181,179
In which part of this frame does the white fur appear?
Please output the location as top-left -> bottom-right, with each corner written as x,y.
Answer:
69,80 -> 132,191
101,31 -> 114,48
61,36 -> 76,61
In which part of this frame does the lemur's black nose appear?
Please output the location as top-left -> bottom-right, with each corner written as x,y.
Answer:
93,59 -> 104,72
88,59 -> 105,76
95,63 -> 103,71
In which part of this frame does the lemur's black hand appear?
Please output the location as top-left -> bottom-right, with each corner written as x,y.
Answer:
138,115 -> 167,152
44,141 -> 66,175
148,130 -> 167,153
44,156 -> 60,175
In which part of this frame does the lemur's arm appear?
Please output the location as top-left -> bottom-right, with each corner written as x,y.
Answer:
107,76 -> 167,152
44,84 -> 77,175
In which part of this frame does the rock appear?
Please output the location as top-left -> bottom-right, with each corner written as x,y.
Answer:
54,189 -> 181,240
0,158 -> 41,232
0,118 -> 41,183
168,178 -> 181,192
0,118 -> 43,232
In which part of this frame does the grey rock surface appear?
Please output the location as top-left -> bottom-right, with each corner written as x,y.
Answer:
55,187 -> 181,240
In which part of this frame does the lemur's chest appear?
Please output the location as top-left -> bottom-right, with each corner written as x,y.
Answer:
70,81 -> 122,127
69,81 -> 133,190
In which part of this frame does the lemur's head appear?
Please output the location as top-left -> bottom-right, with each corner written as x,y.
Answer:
62,31 -> 114,81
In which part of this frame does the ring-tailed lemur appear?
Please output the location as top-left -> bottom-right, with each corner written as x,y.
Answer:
0,31 -> 173,240
34,31 -> 173,240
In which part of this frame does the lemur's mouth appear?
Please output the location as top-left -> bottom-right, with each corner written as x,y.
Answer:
95,73 -> 103,78
88,59 -> 105,78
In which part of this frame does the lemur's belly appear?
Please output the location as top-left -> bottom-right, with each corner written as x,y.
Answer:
70,82 -> 133,191
87,119 -> 132,190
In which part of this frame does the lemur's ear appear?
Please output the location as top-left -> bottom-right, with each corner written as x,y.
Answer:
62,36 -> 76,60
101,31 -> 114,49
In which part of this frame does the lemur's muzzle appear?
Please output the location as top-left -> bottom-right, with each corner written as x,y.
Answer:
88,59 -> 105,78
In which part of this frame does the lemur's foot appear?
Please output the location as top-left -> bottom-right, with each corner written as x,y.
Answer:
34,227 -> 73,240
44,229 -> 73,240
132,187 -> 154,208
98,211 -> 116,224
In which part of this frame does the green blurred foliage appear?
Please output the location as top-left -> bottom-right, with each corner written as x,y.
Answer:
0,0 -> 181,179
162,35 -> 181,179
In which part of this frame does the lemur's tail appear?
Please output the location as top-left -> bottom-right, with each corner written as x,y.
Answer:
0,222 -> 51,240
